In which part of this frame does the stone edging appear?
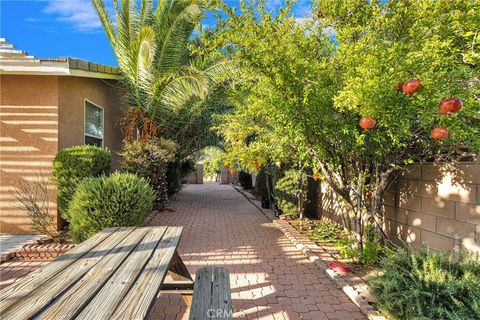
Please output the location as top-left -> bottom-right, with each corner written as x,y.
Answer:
232,185 -> 386,320
1,244 -> 75,262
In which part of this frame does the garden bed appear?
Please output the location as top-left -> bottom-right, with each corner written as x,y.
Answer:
288,218 -> 381,286
233,185 -> 386,319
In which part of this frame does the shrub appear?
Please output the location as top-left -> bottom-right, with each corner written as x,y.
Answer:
166,158 -> 195,196
238,171 -> 253,190
52,145 -> 111,220
120,138 -> 176,209
336,223 -> 384,265
273,169 -> 306,218
254,167 -> 272,200
308,220 -> 344,244
369,247 -> 480,320
14,174 -> 66,243
68,172 -> 155,242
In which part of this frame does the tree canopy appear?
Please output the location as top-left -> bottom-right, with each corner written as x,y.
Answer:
207,0 -> 480,249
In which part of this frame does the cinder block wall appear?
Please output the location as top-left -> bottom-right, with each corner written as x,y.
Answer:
321,163 -> 480,254
384,163 -> 479,253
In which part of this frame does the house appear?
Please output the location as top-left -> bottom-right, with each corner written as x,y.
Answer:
0,38 -> 125,234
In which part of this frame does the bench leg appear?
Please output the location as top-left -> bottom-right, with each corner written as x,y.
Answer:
168,250 -> 193,307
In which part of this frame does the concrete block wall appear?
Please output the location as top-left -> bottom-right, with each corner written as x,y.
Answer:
384,163 -> 479,253
186,163 -> 204,184
320,163 -> 480,254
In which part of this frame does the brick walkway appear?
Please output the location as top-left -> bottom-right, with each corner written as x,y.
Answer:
0,183 -> 365,320
148,183 -> 364,320
0,260 -> 49,290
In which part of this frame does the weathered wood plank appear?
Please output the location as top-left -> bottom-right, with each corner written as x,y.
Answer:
75,226 -> 167,320
0,227 -> 118,314
189,267 -> 213,320
1,227 -> 134,319
189,266 -> 232,320
160,281 -> 194,294
211,267 -> 232,320
36,227 -> 151,319
168,250 -> 194,306
111,226 -> 183,320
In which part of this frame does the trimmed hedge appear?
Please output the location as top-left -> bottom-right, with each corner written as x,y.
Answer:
52,145 -> 111,220
274,169 -> 306,218
255,167 -> 271,200
369,247 -> 480,320
238,171 -> 253,190
166,159 -> 195,196
68,172 -> 155,242
120,138 -> 176,209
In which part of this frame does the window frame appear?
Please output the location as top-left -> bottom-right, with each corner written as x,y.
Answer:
84,99 -> 105,147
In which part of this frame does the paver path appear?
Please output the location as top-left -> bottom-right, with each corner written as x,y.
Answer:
0,183 -> 365,320
149,183 -> 365,320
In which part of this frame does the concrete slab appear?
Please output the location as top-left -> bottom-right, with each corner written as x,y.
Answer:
0,234 -> 44,260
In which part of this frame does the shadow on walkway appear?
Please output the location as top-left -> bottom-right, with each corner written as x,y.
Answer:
148,182 -> 365,320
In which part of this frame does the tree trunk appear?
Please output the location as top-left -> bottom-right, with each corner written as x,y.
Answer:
265,171 -> 272,209
298,170 -> 304,230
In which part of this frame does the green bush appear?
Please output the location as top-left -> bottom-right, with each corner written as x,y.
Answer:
308,220 -> 344,244
254,167 -> 272,200
52,145 -> 111,220
68,172 -> 155,242
238,171 -> 253,190
273,169 -> 306,218
166,159 -> 195,196
336,223 -> 384,265
120,138 -> 176,209
369,247 -> 480,320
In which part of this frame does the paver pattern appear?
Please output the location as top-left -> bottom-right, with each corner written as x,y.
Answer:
0,183 -> 365,320
148,183 -> 365,320
0,260 -> 49,290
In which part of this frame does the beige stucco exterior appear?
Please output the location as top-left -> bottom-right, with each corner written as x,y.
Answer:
0,74 -> 124,234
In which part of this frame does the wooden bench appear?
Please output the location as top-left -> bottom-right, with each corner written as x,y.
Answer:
189,266 -> 232,320
0,227 -> 195,319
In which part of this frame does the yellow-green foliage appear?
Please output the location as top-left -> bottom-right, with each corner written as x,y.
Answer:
68,172 -> 155,242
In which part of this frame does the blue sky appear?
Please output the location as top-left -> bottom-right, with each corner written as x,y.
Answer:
1,0 -> 313,66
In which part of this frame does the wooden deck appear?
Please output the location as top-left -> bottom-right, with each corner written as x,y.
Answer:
0,226 -> 192,320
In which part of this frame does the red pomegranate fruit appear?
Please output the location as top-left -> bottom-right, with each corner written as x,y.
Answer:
402,79 -> 422,96
439,98 -> 463,115
431,127 -> 449,141
359,118 -> 377,130
328,261 -> 350,273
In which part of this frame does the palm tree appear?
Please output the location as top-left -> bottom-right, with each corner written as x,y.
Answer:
92,0 -> 234,149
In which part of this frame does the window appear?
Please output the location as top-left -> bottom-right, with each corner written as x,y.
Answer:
84,100 -> 104,147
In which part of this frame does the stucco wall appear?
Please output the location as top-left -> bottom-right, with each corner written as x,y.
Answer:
58,76 -> 124,169
0,74 -> 124,234
320,163 -> 480,254
0,75 -> 59,233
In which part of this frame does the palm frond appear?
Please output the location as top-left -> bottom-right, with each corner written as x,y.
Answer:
154,0 -> 206,73
92,0 -> 116,45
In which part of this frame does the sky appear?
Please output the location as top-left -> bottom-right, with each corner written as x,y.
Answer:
1,0 -> 313,66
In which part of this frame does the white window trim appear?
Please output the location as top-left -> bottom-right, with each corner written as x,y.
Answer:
84,99 -> 105,147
